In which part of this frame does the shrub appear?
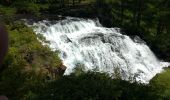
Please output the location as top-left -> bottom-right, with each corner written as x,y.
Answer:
0,5 -> 16,15
13,1 -> 40,16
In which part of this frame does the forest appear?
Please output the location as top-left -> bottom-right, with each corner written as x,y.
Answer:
0,0 -> 170,100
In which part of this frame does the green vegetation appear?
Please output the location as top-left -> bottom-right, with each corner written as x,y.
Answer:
13,1 -> 40,16
0,19 -> 63,100
94,0 -> 170,61
150,68 -> 170,99
36,72 -> 162,100
0,0 -> 170,100
0,0 -> 169,60
0,5 -> 16,15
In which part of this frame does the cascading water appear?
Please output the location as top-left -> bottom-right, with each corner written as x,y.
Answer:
26,17 -> 170,83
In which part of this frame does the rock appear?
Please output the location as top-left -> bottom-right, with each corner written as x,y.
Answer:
56,65 -> 67,76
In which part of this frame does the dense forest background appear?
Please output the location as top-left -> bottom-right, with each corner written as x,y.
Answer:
0,0 -> 170,100
0,0 -> 170,60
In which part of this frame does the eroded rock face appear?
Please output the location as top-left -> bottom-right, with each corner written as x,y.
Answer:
0,24 -> 8,66
45,64 -> 66,78
57,65 -> 67,75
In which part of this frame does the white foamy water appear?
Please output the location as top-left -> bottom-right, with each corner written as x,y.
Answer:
26,17 -> 170,83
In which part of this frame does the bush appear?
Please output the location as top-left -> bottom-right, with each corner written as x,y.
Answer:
0,5 -> 16,15
0,21 -> 62,100
13,1 -> 40,16
36,72 -> 161,100
150,68 -> 170,99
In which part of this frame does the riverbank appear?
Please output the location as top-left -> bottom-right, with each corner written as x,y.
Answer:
0,0 -> 170,99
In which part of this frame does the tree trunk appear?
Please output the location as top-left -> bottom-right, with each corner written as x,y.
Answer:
120,0 -> 124,25
157,20 -> 161,34
72,0 -> 75,6
133,0 -> 143,27
137,0 -> 144,27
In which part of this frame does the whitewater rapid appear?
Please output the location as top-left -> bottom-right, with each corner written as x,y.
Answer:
26,17 -> 170,83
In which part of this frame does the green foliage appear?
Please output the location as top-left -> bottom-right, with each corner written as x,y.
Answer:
94,0 -> 170,61
35,72 -> 161,100
0,20 -> 62,100
12,1 -> 40,16
0,5 -> 16,15
7,21 -> 62,68
73,63 -> 86,76
0,0 -> 170,99
150,68 -> 170,99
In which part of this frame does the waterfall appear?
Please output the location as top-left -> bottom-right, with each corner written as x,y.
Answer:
26,17 -> 170,83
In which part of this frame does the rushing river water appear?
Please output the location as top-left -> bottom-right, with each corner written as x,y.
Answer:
26,17 -> 170,83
